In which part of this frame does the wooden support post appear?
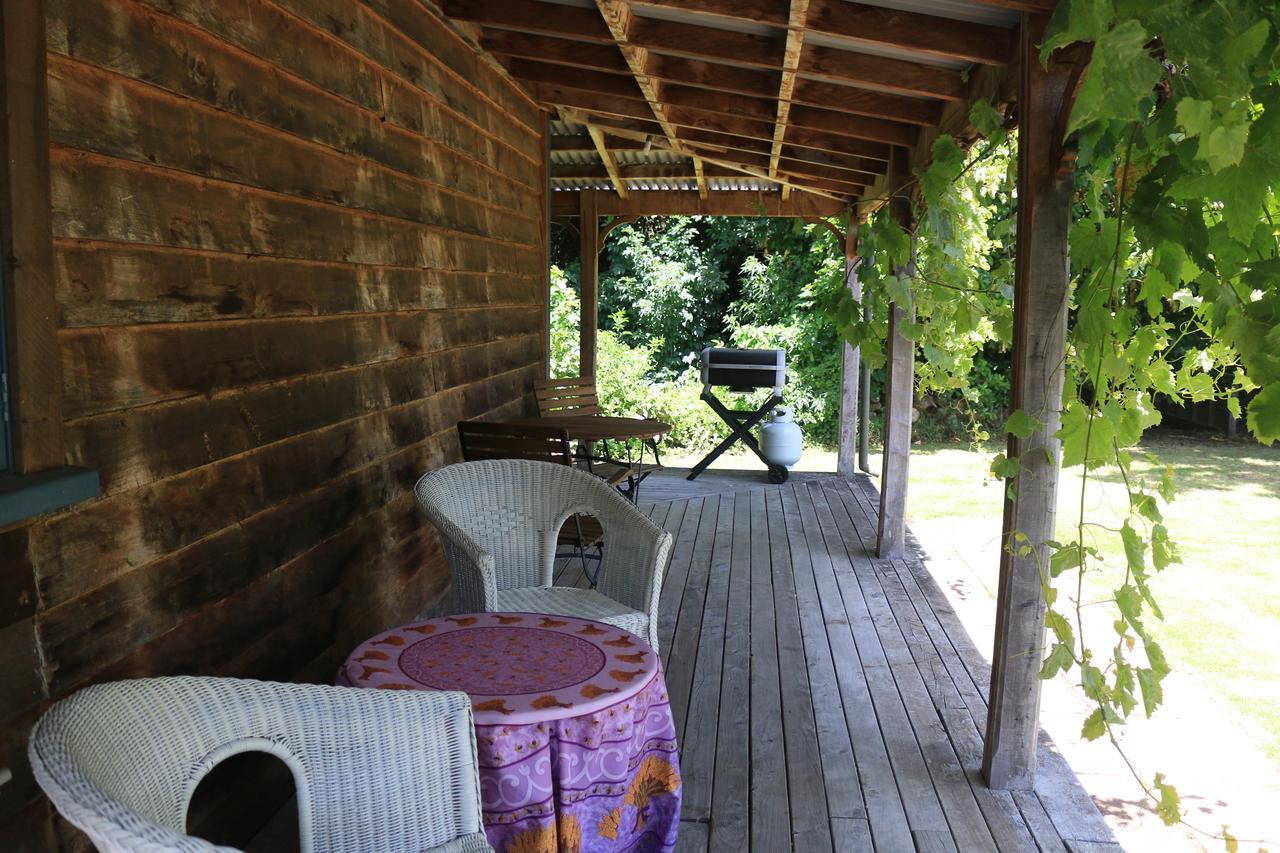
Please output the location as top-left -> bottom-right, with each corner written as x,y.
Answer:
837,219 -> 861,478
540,110 -> 552,379
876,148 -> 915,558
579,189 -> 599,379
859,297 -> 872,474
0,0 -> 63,473
983,15 -> 1081,790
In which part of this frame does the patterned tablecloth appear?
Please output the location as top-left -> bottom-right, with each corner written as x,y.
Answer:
339,612 -> 682,852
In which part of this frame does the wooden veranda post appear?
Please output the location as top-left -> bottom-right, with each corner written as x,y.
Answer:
837,220 -> 861,478
876,148 -> 915,559
983,15 -> 1082,789
579,189 -> 599,378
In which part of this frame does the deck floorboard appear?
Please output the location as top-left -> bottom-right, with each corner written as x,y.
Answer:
253,470 -> 1114,852
623,470 -> 1115,851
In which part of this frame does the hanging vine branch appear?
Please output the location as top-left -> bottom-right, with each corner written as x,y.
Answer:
824,2 -> 1280,848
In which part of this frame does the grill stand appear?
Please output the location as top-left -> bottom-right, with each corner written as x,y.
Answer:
686,387 -> 789,483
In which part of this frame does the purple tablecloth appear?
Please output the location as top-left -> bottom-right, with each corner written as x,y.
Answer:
339,612 -> 682,852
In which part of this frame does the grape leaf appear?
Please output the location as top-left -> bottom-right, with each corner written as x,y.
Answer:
1067,21 -> 1163,134
990,453 -> 1021,479
1246,383 -> 1280,445
1041,641 -> 1074,679
1175,98 -> 1213,138
1153,774 -> 1182,825
1081,707 -> 1107,741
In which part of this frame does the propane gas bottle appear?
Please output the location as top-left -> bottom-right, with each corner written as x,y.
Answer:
760,406 -> 803,468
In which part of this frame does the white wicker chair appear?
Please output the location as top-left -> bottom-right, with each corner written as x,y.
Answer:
415,459 -> 674,650
28,677 -> 493,853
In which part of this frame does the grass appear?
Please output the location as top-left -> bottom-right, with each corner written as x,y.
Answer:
904,432 -> 1280,761
666,432 -> 1280,760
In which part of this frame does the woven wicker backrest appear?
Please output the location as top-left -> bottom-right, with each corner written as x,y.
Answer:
415,459 -> 629,591
533,376 -> 601,416
456,420 -> 572,465
29,677 -> 486,853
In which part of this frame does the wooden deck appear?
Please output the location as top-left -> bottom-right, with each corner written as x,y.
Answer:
557,471 -> 1118,853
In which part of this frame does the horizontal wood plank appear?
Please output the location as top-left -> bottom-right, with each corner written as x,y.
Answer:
4,2 -> 547,839
634,473 -> 1112,851
54,240 -> 541,327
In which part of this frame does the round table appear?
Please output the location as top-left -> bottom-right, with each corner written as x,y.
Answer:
338,612 -> 682,852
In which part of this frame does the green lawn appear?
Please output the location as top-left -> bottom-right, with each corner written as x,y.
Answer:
667,433 -> 1280,760
903,433 -> 1280,760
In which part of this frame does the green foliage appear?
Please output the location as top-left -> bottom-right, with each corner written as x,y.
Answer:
600,217 -> 729,374
816,2 -> 1280,843
548,265 -> 580,379
549,276 -> 741,452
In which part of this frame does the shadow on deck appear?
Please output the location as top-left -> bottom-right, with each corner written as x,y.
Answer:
558,469 -> 1118,853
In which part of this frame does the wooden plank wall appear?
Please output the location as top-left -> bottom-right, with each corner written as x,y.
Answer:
0,0 -> 547,847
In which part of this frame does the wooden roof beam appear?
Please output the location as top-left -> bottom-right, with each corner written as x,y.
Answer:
648,54 -> 779,100
637,0 -> 1013,65
678,126 -> 892,171
442,0 -> 614,43
550,134 -> 645,153
532,82 -> 919,148
773,0 -> 811,200
550,188 -> 848,218
480,29 -> 631,73
591,0 -> 715,201
693,159 -> 709,200
627,15 -> 782,69
476,16 -> 962,111
565,108 -> 892,181
799,44 -> 966,102
588,123 -> 629,198
553,163 -> 783,182
678,142 -> 883,183
791,78 -> 942,126
783,126 -> 892,161
514,48 -> 943,128
779,156 -> 879,184
781,146 -> 886,177
555,162 -> 865,187
805,0 -> 1013,65
558,107 -> 853,201
508,59 -> 644,100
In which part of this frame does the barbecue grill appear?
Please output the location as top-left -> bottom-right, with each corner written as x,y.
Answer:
687,347 -> 791,483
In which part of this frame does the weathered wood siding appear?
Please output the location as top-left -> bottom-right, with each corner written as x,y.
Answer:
0,1 -> 546,846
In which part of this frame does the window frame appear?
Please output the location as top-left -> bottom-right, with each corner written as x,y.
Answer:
0,0 -> 98,525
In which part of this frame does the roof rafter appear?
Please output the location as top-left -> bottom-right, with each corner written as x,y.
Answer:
772,0 -> 810,200
635,0 -> 1013,64
588,122 -> 629,198
443,0 -> 612,43
551,134 -> 644,153
591,0 -> 713,200
553,161 -> 866,190
558,107 -> 850,201
550,188 -> 848,218
480,29 -> 631,73
805,0 -> 1012,65
508,48 -> 944,128
528,82 -> 918,149
482,27 -> 964,108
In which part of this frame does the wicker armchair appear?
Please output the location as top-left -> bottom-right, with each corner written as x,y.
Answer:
415,459 -> 673,650
28,677 -> 492,853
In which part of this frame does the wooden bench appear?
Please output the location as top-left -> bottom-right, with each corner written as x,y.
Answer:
533,376 -> 601,417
